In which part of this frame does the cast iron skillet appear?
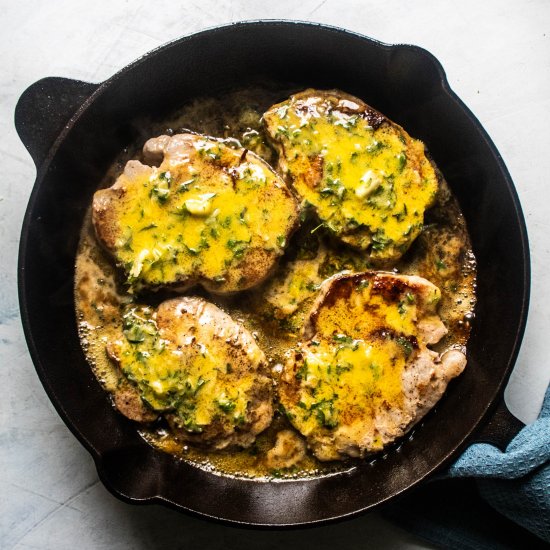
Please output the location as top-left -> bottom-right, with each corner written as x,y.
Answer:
15,21 -> 529,527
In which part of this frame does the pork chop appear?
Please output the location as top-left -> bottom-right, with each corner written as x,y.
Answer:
107,297 -> 274,450
93,134 -> 299,293
279,271 -> 466,461
263,89 -> 439,263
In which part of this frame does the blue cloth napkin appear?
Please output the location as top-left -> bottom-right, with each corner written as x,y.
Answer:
448,384 -> 550,542
384,384 -> 550,548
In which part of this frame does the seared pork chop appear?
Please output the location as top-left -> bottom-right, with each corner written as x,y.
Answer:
263,90 -> 438,262
279,271 -> 466,461
93,134 -> 299,293
107,297 -> 274,450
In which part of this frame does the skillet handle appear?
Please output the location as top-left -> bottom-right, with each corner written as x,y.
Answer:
469,398 -> 525,451
14,77 -> 99,168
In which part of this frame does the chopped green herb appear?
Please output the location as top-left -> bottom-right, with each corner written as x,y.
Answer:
151,186 -> 170,203
278,403 -> 295,421
305,281 -> 318,292
371,229 -> 394,252
296,362 -> 309,381
217,399 -> 236,413
333,334 -> 354,345
435,258 -> 447,270
177,178 -> 195,192
396,152 -> 407,171
226,239 -> 250,260
335,363 -> 353,375
123,324 -> 145,343
397,337 -> 414,358
159,171 -> 173,185
139,223 -> 157,232
184,244 -> 199,256
276,125 -> 290,138
367,140 -> 383,153
220,216 -> 232,228
369,363 -> 382,380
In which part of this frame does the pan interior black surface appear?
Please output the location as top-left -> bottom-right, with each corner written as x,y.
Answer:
17,21 -> 529,526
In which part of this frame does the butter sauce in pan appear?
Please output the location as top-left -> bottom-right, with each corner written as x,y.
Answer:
75,87 -> 476,479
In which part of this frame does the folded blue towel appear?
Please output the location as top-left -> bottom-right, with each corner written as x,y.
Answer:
384,385 -> 550,548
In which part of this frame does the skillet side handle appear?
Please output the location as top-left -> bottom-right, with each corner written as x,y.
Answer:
469,399 -> 525,451
14,77 -> 99,168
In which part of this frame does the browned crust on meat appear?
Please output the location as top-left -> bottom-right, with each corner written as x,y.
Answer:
289,89 -> 388,130
113,385 -> 159,423
230,247 -> 276,290
92,187 -> 125,252
302,155 -> 324,189
305,271 -> 439,338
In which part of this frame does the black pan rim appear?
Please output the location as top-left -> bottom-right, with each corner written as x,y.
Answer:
17,20 -> 531,527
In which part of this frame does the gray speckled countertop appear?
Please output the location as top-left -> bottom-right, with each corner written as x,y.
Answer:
2,1 -> 549,548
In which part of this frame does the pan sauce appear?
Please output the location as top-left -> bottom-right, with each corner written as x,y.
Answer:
75,87 -> 476,479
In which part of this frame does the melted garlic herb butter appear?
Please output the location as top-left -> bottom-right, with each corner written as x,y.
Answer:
76,87 -> 476,478
283,279 -> 439,442
288,339 -> 406,441
97,135 -> 296,290
114,306 -> 255,430
264,91 -> 438,259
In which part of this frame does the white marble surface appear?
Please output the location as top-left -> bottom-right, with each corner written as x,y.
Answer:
1,1 -> 549,548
